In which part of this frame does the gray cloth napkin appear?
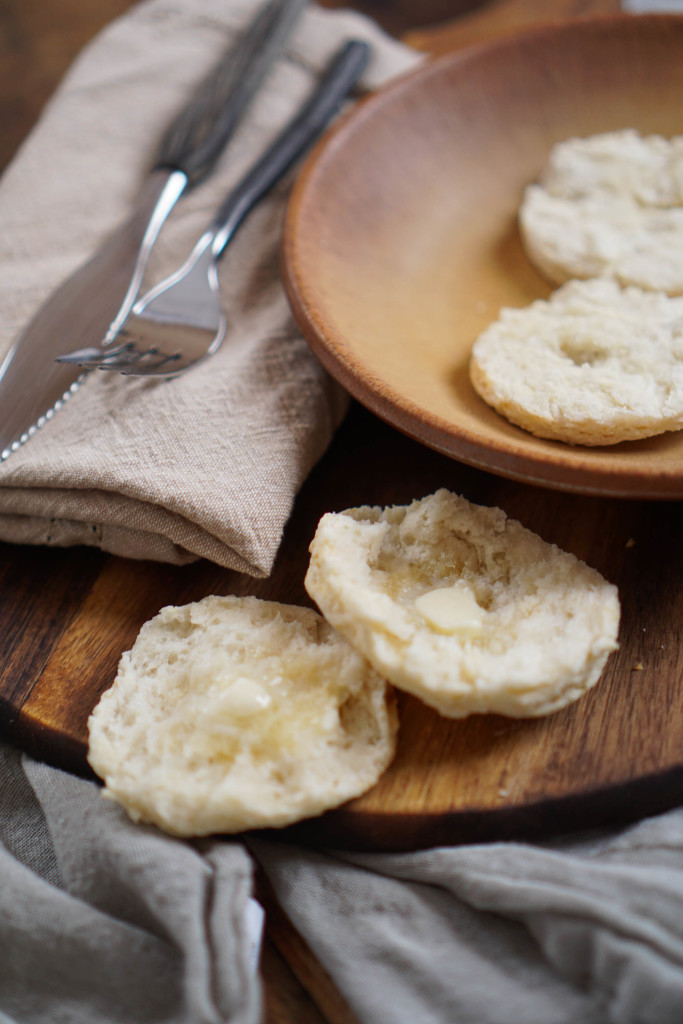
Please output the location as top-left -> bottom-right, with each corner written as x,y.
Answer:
251,827 -> 683,1024
0,742 -> 261,1024
5,739 -> 683,1024
0,0 -> 418,575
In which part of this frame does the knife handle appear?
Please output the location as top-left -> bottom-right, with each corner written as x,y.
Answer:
155,0 -> 308,188
209,39 -> 370,258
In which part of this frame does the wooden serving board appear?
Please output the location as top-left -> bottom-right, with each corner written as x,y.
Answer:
2,0 -> 682,855
2,402 -> 682,851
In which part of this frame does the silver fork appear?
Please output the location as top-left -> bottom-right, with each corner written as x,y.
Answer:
57,40 -> 369,378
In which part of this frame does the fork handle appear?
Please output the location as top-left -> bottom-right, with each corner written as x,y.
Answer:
209,39 -> 370,257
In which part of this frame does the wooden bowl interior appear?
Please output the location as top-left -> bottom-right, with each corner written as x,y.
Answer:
284,15 -> 683,496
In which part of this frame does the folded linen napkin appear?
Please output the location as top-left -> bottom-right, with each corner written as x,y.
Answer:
0,0 -> 419,575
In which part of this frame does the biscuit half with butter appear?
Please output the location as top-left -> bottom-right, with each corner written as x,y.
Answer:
87,595 -> 397,837
305,490 -> 620,719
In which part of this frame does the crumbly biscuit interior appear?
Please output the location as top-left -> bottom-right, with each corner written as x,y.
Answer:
88,596 -> 397,836
306,491 -> 620,719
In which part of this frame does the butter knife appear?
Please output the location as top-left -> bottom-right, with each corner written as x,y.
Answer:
0,0 -> 307,461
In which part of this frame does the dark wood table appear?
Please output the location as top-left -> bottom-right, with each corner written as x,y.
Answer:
2,1 -> 673,1021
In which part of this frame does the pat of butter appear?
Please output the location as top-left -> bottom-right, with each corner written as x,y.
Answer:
213,676 -> 272,718
414,582 -> 484,636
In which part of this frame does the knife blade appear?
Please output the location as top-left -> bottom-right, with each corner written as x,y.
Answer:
0,0 -> 307,461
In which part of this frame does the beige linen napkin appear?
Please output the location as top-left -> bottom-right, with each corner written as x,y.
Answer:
0,0 -> 419,575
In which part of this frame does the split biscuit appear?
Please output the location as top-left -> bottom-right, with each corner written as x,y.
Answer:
519,129 -> 683,294
469,278 -> 683,446
87,595 -> 397,837
305,490 -> 620,719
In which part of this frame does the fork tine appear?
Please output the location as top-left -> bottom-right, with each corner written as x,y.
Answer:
100,345 -> 143,367
56,341 -> 135,367
60,346 -> 189,374
56,339 -> 167,372
94,349 -> 183,373
119,351 -> 183,374
56,340 -> 181,372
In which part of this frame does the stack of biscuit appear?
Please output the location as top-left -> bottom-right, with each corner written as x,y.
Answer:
469,129 -> 683,446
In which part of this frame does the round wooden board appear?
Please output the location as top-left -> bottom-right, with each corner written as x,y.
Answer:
3,404 -> 682,851
2,11 -> 683,854
282,14 -> 683,498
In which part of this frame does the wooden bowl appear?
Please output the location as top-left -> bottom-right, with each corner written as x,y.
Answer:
283,14 -> 683,499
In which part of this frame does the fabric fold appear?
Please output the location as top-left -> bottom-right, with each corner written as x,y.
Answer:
251,817 -> 683,1024
0,743 -> 262,1024
0,0 -> 420,573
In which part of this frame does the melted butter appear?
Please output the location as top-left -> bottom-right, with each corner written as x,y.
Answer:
212,675 -> 272,718
414,581 -> 484,636
182,653 -> 343,759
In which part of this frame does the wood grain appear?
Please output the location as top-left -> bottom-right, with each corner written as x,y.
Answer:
256,869 -> 362,1024
2,402 -> 682,851
0,0 -> 138,170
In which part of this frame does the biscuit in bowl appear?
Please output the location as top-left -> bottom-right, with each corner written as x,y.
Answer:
87,595 -> 397,837
519,129 -> 683,295
305,490 -> 620,719
469,278 -> 683,446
